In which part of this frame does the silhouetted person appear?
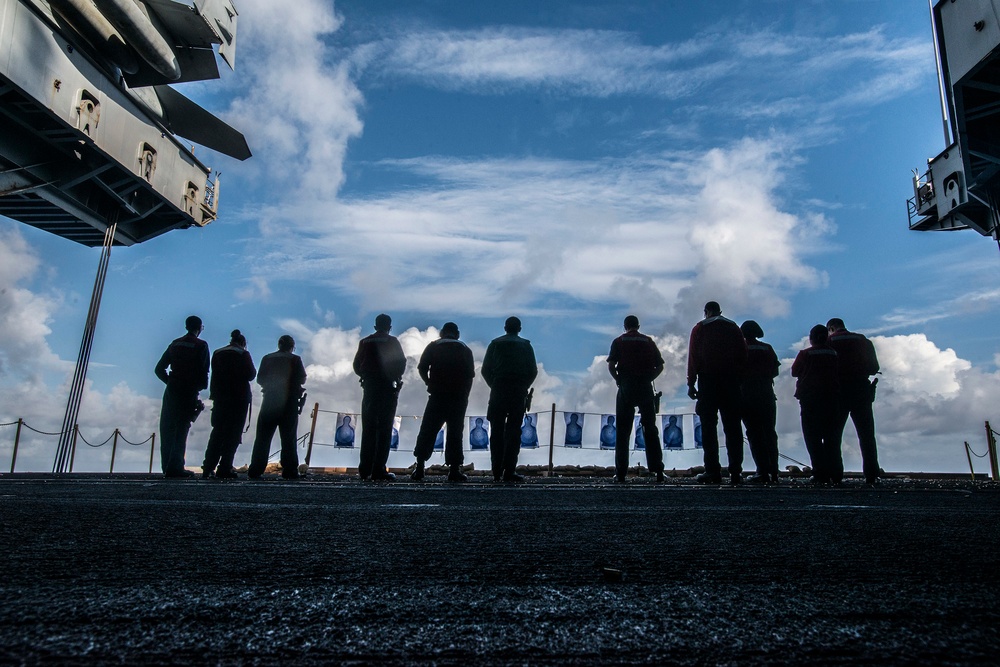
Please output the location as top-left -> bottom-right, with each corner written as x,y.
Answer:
202,330 -> 256,479
687,301 -> 747,485
791,325 -> 842,485
607,315 -> 666,483
248,335 -> 306,480
482,316 -> 537,483
411,322 -> 475,482
353,314 -> 407,481
827,318 -> 881,485
154,315 -> 209,478
740,320 -> 780,485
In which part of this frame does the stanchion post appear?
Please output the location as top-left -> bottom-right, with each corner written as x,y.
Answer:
109,428 -> 119,474
149,433 -> 155,474
987,421 -> 999,481
548,403 -> 556,477
69,424 -> 79,473
10,418 -> 22,473
305,402 -> 319,467
964,442 -> 976,481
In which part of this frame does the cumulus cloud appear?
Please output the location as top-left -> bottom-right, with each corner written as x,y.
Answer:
0,227 -> 63,380
226,0 -> 364,198
245,138 -> 831,326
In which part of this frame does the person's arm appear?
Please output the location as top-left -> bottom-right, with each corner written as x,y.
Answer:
352,340 -> 365,377
651,341 -> 665,381
154,347 -> 171,385
294,356 -> 307,395
481,343 -> 495,387
198,342 -> 210,391
790,350 -> 805,378
417,344 -> 432,386
865,338 -> 880,377
244,351 -> 257,382
526,343 -> 538,385
606,339 -> 620,384
686,327 -> 699,398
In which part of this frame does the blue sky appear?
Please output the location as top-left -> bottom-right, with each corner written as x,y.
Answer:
2,0 -> 999,474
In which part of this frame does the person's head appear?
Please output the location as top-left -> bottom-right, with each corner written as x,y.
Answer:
826,317 -> 846,333
475,417 -> 483,426
668,415 -> 677,425
740,320 -> 763,341
608,416 -> 615,425
623,315 -> 640,331
440,321 -> 460,339
374,313 -> 392,332
278,334 -> 295,352
504,316 -> 521,334
809,324 -> 828,346
704,301 -> 721,318
185,315 -> 203,335
229,329 -> 246,348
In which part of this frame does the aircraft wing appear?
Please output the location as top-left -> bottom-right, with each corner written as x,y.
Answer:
153,85 -> 252,161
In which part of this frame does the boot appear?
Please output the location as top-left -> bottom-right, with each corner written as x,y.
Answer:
410,460 -> 425,482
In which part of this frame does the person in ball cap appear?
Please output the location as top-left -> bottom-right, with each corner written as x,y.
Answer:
202,329 -> 256,479
353,314 -> 407,481
607,315 -> 666,483
248,335 -> 306,480
481,316 -> 537,483
411,322 -> 475,482
154,315 -> 209,478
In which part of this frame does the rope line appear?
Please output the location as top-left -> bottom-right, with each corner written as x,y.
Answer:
21,423 -> 71,436
966,442 -> 989,458
77,431 -> 115,448
119,434 -> 153,446
0,421 -> 20,427
316,408 -> 698,420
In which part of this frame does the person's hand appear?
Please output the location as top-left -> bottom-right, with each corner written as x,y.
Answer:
687,385 -> 698,400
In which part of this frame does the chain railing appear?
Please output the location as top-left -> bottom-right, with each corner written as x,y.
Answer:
0,419 -> 155,474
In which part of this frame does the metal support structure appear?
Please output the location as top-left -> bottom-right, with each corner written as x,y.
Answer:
964,441 -> 976,481
987,421 -> 999,481
10,417 -> 21,473
305,403 -> 319,467
548,403 -> 556,477
148,433 -> 155,474
69,424 -> 79,473
109,428 -> 119,474
53,218 -> 117,473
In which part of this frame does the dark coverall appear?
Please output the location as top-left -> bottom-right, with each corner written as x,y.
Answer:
791,345 -> 842,483
687,316 -> 748,479
154,333 -> 209,475
248,350 -> 306,479
742,339 -> 780,479
607,330 -> 665,479
828,329 -> 880,482
203,344 -> 256,476
481,333 -> 537,480
353,331 -> 407,479
413,336 -> 475,467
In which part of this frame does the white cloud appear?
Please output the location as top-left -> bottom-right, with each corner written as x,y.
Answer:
226,0 -> 364,198
245,138 -> 831,326
0,226 -> 63,380
356,25 -> 929,120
